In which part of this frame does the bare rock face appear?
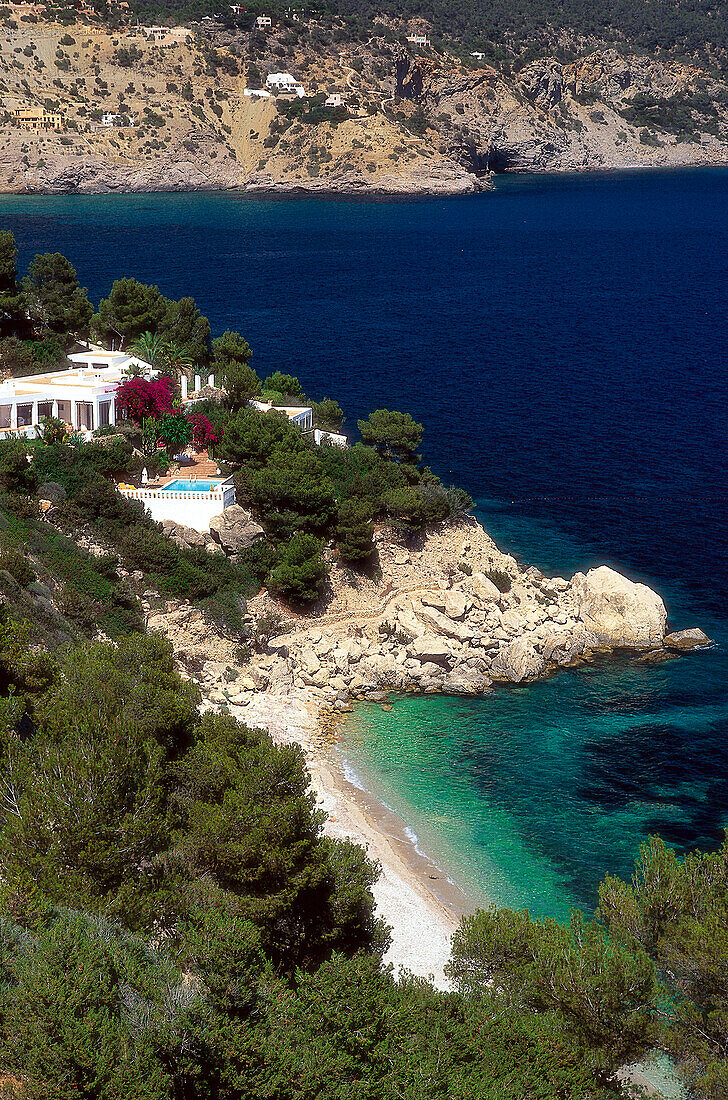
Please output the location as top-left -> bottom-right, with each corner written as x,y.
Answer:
570,566 -> 667,649
517,59 -> 564,109
664,627 -> 713,651
162,520 -> 209,550
209,506 -> 265,555
408,635 -> 452,665
491,636 -> 547,683
467,573 -> 502,602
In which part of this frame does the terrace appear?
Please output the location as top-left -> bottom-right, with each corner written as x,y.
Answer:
117,450 -> 235,531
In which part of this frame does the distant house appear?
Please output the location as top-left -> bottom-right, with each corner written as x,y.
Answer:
471,51 -> 486,60
13,107 -> 63,131
101,112 -> 134,127
265,72 -> 305,97
255,14 -> 272,28
325,92 -> 344,108
243,88 -> 271,98
406,34 -> 430,48
230,2 -> 244,11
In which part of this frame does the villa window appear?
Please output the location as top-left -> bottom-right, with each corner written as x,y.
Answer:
16,404 -> 32,427
98,400 -> 112,427
37,401 -> 53,420
0,405 -> 10,429
76,402 -> 94,431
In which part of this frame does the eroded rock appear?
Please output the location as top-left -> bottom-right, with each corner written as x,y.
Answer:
570,565 -> 667,649
664,627 -> 713,651
209,505 -> 265,555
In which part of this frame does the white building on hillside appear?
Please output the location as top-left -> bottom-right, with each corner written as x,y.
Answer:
101,112 -> 135,127
325,92 -> 344,108
256,14 -> 272,27
250,398 -> 313,430
0,349 -> 154,438
265,72 -> 306,97
406,34 -> 430,47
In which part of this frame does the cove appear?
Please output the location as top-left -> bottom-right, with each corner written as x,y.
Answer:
0,168 -> 726,918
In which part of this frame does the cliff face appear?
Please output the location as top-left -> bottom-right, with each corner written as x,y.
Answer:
1,18 -> 727,195
427,49 -> 728,172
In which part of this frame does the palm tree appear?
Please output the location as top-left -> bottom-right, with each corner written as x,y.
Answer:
161,341 -> 194,382
128,331 -> 168,372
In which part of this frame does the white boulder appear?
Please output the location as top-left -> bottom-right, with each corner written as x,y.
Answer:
408,635 -> 452,665
490,636 -> 547,683
570,566 -> 667,649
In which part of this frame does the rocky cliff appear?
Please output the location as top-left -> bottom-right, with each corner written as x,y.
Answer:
1,18 -> 727,196
143,516 -> 706,721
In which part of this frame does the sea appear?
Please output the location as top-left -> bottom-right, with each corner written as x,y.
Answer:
2,169 -> 728,925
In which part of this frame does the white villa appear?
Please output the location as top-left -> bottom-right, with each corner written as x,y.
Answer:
0,349 -> 154,437
325,93 -> 344,108
249,400 -> 347,446
407,34 -> 430,47
101,112 -> 135,127
0,348 -> 218,438
255,14 -> 272,28
265,72 -> 306,97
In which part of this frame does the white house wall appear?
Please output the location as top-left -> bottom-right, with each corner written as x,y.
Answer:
119,484 -> 236,532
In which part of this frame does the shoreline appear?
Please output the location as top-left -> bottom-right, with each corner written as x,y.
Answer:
151,516 -> 700,987
2,161 -> 728,201
226,687 -> 470,988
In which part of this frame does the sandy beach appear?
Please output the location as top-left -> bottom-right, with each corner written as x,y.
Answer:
230,687 -> 472,989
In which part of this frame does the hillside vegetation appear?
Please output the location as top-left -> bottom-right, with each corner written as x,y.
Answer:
0,242 -> 728,1096
1,6 -> 728,193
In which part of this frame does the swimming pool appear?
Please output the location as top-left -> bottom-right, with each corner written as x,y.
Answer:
162,479 -> 222,493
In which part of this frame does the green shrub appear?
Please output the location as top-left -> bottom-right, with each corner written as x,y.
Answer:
336,499 -> 375,563
0,441 -> 38,496
267,533 -> 327,603
0,547 -> 34,587
486,567 -> 512,593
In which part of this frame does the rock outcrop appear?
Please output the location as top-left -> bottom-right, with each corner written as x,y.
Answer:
664,627 -> 713,651
146,517 -> 693,724
209,506 -> 265,556
570,565 -> 667,649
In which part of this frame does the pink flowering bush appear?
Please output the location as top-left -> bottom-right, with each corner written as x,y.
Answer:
188,412 -> 219,451
115,377 -> 173,424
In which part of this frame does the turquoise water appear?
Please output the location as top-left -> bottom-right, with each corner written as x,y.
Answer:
341,498 -> 728,920
162,478 -> 220,492
342,652 -> 728,920
1,171 -> 727,921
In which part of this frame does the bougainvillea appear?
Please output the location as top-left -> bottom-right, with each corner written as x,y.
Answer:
115,376 -> 173,423
187,412 -> 218,451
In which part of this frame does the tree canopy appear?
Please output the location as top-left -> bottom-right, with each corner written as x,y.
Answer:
23,252 -> 93,338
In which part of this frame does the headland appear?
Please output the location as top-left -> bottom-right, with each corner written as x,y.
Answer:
143,512 -> 707,985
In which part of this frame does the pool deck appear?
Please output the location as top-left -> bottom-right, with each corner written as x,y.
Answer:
115,451 -> 235,531
122,451 -> 222,491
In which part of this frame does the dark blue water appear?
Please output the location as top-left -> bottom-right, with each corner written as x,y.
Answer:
2,170 -> 727,916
